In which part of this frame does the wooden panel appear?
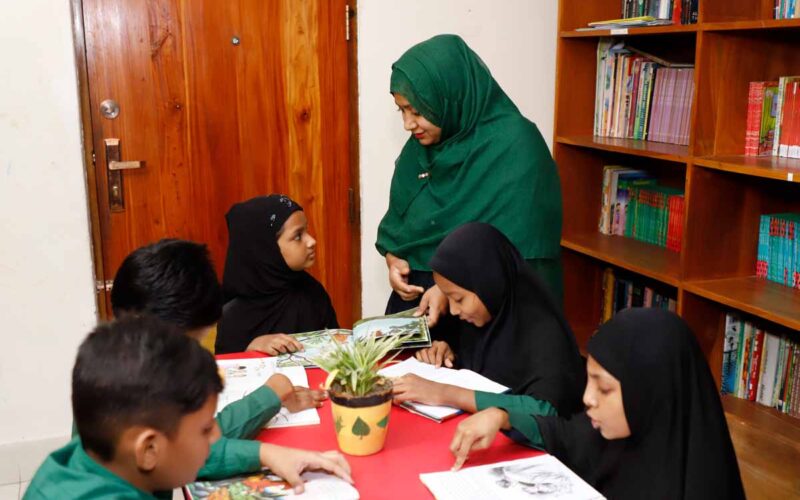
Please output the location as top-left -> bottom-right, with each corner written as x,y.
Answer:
561,25 -> 698,38
723,396 -> 800,499
684,277 -> 800,331
702,0 -> 776,23
553,39 -> 598,137
695,155 -> 800,183
557,136 -> 690,162
561,249 -> 604,350
679,290 -> 727,381
705,18 -> 800,30
557,0 -> 618,32
562,232 -> 682,285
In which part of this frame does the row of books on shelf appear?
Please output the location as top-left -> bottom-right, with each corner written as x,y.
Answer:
620,0 -> 697,24
757,213 -> 800,289
722,313 -> 800,419
598,166 -> 685,252
775,0 -> 800,19
744,78 -> 800,158
594,41 -> 694,146
601,268 -> 677,322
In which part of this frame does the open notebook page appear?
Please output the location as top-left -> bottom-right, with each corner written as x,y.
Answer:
379,358 -> 508,421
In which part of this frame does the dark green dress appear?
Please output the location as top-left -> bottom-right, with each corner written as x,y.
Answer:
376,34 -> 563,306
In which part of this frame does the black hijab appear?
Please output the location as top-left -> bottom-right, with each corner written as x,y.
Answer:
215,195 -> 338,354
429,222 -> 584,416
536,308 -> 745,500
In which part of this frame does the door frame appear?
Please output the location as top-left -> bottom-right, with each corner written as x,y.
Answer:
68,0 -> 362,322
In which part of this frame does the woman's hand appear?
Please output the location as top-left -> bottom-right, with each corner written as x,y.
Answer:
415,340 -> 455,368
449,408 -> 510,471
415,285 -> 449,327
386,253 -> 424,301
283,386 -> 327,412
247,333 -> 304,356
392,373 -> 446,406
258,444 -> 353,494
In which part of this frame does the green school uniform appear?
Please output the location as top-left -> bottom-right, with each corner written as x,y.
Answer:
474,391 -> 557,449
24,437 -> 157,500
376,34 -> 564,301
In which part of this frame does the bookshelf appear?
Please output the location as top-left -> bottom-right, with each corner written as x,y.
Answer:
554,1 -> 800,498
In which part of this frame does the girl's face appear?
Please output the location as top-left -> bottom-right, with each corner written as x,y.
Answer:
277,211 -> 316,271
393,93 -> 442,146
583,355 -> 631,440
433,272 -> 492,327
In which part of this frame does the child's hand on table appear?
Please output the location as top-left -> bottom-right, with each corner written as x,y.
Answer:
247,333 -> 303,356
259,444 -> 353,494
283,386 -> 327,412
392,373 -> 446,406
449,408 -> 511,471
415,340 -> 455,368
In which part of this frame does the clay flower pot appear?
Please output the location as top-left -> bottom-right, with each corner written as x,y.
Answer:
329,378 -> 393,456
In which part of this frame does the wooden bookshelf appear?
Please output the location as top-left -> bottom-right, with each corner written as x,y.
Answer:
554,2 -> 800,497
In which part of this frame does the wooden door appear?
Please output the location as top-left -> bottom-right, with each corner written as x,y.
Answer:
79,0 -> 358,326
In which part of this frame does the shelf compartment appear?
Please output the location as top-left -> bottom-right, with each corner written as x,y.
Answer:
694,155 -> 800,183
562,232 -> 682,286
683,277 -> 800,331
560,24 -> 698,38
704,18 -> 800,32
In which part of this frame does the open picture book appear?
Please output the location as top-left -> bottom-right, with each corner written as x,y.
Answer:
420,454 -> 604,500
378,358 -> 509,422
276,308 -> 431,368
184,470 -> 359,499
216,357 -> 320,428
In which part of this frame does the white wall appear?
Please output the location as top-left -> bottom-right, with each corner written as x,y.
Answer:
357,0 -> 559,316
0,0 -> 97,485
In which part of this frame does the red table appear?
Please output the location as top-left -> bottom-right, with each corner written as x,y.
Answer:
218,352 -> 541,499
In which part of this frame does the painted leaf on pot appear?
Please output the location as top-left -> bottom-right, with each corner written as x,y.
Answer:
335,415 -> 344,435
352,416 -> 370,439
377,414 -> 389,428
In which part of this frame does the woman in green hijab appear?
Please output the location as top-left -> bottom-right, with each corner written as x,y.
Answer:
376,34 -> 564,332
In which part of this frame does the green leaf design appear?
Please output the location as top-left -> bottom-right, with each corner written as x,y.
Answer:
377,414 -> 389,428
335,415 -> 344,435
352,416 -> 370,439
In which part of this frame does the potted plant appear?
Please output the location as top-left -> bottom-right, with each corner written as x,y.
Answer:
313,333 -> 411,456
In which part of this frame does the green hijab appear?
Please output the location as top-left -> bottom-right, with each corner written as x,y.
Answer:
376,34 -> 562,270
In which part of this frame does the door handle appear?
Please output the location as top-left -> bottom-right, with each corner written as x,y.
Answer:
104,138 -> 144,211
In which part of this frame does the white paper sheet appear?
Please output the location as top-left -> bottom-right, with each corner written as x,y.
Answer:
216,357 -> 320,428
379,358 -> 508,422
420,454 -> 605,500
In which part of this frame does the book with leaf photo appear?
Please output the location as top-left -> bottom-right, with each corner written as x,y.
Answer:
276,308 -> 431,368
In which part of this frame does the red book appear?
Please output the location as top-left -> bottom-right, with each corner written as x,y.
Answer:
672,0 -> 682,24
779,80 -> 799,157
748,329 -> 766,401
745,82 -> 768,156
666,195 -> 684,252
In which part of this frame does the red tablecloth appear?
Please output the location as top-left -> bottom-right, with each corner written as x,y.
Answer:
217,352 -> 540,499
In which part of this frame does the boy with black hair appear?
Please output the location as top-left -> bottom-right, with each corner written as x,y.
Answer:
25,315 -> 224,499
109,239 -> 346,492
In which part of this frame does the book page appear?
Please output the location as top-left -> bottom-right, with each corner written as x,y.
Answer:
275,329 -> 353,368
420,455 -> 605,500
352,308 -> 431,348
216,358 -> 320,428
186,470 -> 359,499
379,358 -> 508,421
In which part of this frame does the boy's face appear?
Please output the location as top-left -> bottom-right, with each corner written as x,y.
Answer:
150,394 -> 220,489
277,211 -> 317,271
583,355 -> 631,440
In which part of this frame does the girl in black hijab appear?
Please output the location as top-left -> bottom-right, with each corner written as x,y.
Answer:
215,195 -> 338,354
393,223 -> 584,418
449,308 -> 745,500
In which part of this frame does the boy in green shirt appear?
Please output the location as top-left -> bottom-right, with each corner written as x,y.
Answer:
25,315 -> 224,499
106,239 -> 352,492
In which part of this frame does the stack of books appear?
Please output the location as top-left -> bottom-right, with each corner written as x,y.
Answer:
756,213 -> 800,289
744,78 -> 800,158
594,41 -> 694,146
722,313 -> 800,420
600,268 -> 677,322
775,1 -> 800,19
620,0 -> 698,24
598,166 -> 685,252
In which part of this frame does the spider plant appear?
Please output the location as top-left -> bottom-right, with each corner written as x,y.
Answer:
313,332 -> 414,397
